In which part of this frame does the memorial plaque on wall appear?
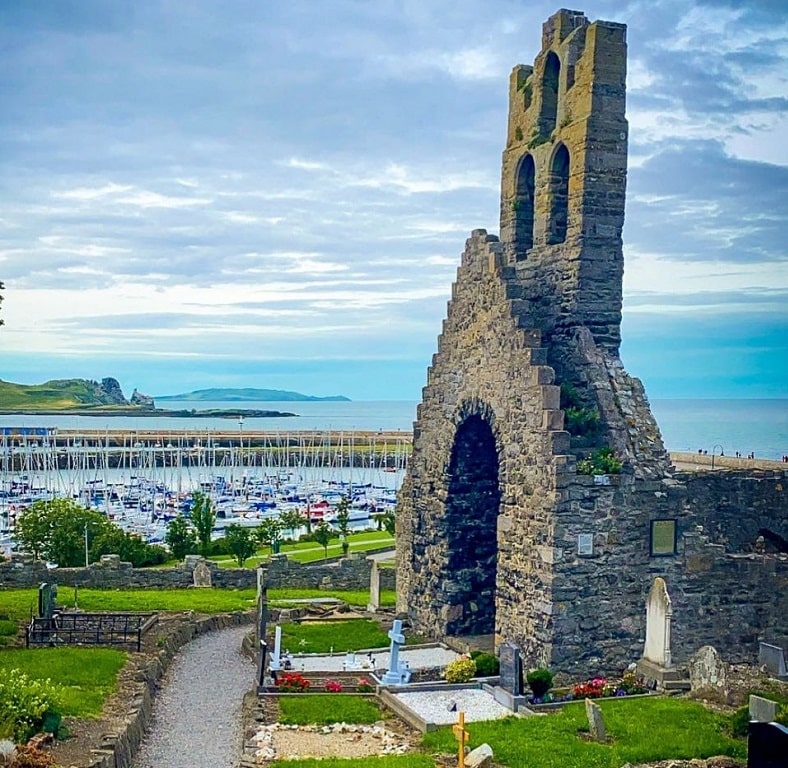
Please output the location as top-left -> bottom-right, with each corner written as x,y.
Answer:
499,642 -> 522,696
578,533 -> 594,556
650,519 -> 677,556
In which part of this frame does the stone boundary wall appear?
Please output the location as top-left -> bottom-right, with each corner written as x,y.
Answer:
0,552 -> 395,593
85,610 -> 255,768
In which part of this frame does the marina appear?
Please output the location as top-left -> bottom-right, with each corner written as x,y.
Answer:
0,427 -> 409,553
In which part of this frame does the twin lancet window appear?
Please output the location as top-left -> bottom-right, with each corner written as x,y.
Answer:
513,50 -> 569,256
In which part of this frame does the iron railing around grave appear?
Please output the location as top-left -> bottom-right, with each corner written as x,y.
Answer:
26,612 -> 158,652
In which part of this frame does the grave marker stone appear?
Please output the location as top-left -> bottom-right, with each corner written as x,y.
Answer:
498,642 -> 522,696
269,625 -> 283,672
466,743 -> 494,768
380,619 -> 411,685
748,721 -> 788,768
367,561 -> 381,613
750,695 -> 778,724
758,642 -> 787,679
643,577 -> 673,667
585,698 -> 607,742
193,559 -> 212,588
688,645 -> 728,693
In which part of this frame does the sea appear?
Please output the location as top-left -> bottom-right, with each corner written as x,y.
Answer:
0,398 -> 785,461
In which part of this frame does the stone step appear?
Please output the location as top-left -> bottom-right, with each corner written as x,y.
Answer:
662,680 -> 691,692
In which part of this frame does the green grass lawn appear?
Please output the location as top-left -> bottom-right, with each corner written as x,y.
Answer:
279,693 -> 382,725
422,697 -> 745,767
208,530 -> 394,568
0,646 -> 126,717
280,618 -> 419,654
0,587 -> 258,622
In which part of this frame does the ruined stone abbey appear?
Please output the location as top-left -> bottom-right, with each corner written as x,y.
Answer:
395,9 -> 787,677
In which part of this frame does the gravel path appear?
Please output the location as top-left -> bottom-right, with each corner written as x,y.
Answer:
133,624 -> 253,768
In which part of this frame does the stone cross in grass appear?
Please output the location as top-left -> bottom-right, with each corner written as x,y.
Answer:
452,710 -> 469,768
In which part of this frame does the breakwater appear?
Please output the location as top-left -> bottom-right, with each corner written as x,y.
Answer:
0,428 -> 411,473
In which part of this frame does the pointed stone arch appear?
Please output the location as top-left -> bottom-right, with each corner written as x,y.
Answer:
513,153 -> 536,257
547,142 -> 570,244
442,401 -> 501,636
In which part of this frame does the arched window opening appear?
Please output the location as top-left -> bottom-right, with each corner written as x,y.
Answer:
548,143 -> 570,245
514,154 -> 535,256
539,52 -> 560,136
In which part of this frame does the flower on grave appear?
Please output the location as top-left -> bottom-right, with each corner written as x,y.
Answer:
324,680 -> 343,693
276,672 -> 310,692
356,678 -> 374,693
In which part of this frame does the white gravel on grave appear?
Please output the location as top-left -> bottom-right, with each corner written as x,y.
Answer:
393,689 -> 517,725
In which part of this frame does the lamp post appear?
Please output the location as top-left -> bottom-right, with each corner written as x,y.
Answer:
711,444 -> 723,470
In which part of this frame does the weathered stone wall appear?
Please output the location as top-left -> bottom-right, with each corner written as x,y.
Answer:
396,8 -> 787,681
0,553 -> 394,592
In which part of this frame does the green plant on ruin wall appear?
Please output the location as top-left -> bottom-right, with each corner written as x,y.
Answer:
515,126 -> 524,142
527,131 -> 551,149
560,383 -> 601,438
577,447 -> 623,476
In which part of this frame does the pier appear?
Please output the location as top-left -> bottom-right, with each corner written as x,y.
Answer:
0,428 -> 412,473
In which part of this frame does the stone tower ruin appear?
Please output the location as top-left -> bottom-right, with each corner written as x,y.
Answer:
396,9 -> 787,677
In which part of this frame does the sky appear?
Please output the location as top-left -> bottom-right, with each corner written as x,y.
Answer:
0,0 -> 786,402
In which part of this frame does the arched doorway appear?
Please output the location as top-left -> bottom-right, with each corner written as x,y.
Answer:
444,414 -> 500,635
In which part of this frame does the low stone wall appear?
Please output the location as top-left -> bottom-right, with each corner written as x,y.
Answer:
85,610 -> 255,768
0,552 -> 396,593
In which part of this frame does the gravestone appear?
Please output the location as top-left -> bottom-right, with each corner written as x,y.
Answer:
38,582 -> 58,620
256,585 -> 270,687
585,698 -> 607,742
748,721 -> 788,768
380,619 -> 411,685
643,577 -> 673,667
367,561 -> 381,613
269,626 -> 283,672
193,559 -> 212,588
758,642 -> 787,679
498,642 -> 522,696
466,743 -> 494,768
688,645 -> 728,694
750,695 -> 778,724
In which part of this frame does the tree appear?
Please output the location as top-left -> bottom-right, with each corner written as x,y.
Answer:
92,526 -> 167,567
312,520 -> 332,560
165,516 -> 197,561
255,518 -> 282,554
279,508 -> 305,539
15,498 -> 111,566
225,524 -> 257,567
334,495 -> 351,556
189,492 -> 216,555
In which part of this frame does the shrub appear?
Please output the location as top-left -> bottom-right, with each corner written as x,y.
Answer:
356,677 -> 374,693
324,680 -> 342,693
470,651 -> 500,677
0,669 -> 61,742
444,655 -> 477,683
526,667 -> 554,698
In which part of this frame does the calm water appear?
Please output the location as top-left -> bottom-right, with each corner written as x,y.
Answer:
0,398 -> 785,460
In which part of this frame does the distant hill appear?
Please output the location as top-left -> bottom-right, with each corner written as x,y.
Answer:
0,377 -> 154,411
156,388 -> 351,402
